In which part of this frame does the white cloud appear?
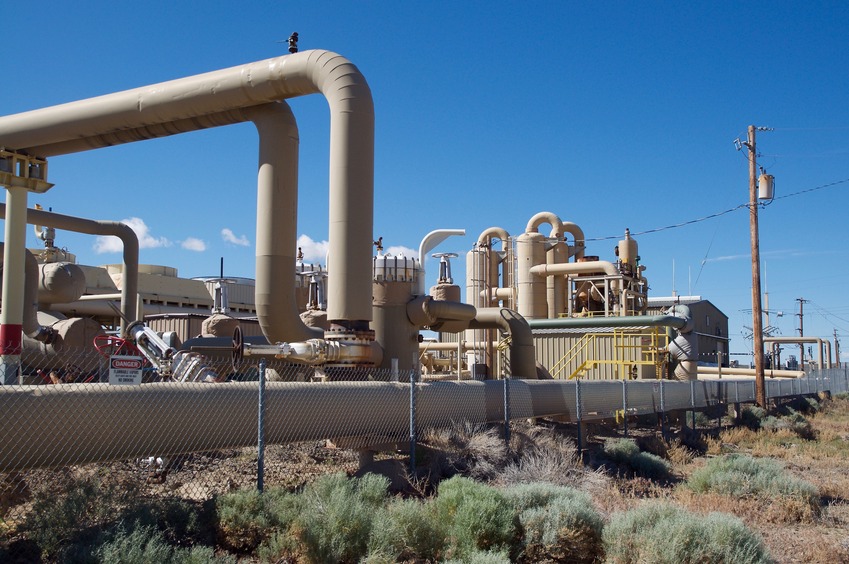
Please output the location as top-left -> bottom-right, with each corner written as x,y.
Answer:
181,237 -> 207,252
221,228 -> 250,247
386,245 -> 418,259
297,234 -> 330,263
94,217 -> 171,254
293,238 -> 418,264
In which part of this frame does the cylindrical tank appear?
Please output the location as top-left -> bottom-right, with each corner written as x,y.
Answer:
547,240 -> 568,319
516,231 -> 547,319
372,279 -> 418,374
37,262 -> 87,304
372,253 -> 420,374
617,229 -> 638,269
758,173 -> 774,200
465,247 -> 490,309
465,246 -> 494,377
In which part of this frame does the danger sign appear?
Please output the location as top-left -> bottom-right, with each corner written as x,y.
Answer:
109,355 -> 143,385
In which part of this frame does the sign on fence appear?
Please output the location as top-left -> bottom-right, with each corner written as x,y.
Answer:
109,355 -> 143,385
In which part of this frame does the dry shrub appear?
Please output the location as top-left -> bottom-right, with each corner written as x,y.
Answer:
758,523 -> 849,564
665,441 -> 696,467
705,436 -> 724,455
496,426 -> 607,494
718,426 -> 760,446
422,422 -> 510,482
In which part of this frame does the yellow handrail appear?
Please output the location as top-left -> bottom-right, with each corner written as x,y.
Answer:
550,327 -> 670,380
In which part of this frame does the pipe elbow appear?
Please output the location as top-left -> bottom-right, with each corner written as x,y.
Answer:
469,307 -> 537,379
407,295 -> 476,332
561,221 -> 586,258
525,211 -> 564,238
476,227 -> 510,248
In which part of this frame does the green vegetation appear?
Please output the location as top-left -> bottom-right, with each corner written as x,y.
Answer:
602,438 -> 672,480
687,454 -> 817,500
603,501 -> 771,564
504,482 -> 603,564
432,476 -> 517,559
367,497 -> 447,561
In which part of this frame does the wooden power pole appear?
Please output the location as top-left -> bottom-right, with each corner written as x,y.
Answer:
746,125 -> 767,407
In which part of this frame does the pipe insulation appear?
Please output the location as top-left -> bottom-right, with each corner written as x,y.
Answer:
0,204 -> 139,331
527,315 -> 687,330
0,379 -> 555,470
0,49 -> 375,329
0,371 -> 820,471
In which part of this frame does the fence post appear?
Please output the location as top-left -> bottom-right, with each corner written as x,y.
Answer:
690,380 -> 696,429
257,358 -> 266,493
622,379 -> 628,437
659,378 -> 667,440
716,381 -> 723,430
575,379 -> 583,456
409,367 -> 417,474
503,376 -> 511,446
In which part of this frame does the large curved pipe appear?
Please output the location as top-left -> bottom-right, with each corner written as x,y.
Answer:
468,307 -> 537,379
247,103 -> 323,342
417,229 -> 466,296
0,49 -> 375,330
764,336 -> 831,369
0,243 -> 53,342
0,204 -> 139,332
561,222 -> 586,260
476,227 -> 510,247
525,211 -> 563,238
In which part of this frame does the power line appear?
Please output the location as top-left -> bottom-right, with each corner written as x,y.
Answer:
772,177 -> 849,201
586,176 -> 849,242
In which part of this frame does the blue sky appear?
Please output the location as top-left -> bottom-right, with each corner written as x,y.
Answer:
2,1 -> 848,361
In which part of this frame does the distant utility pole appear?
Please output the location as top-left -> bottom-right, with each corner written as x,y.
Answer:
744,125 -> 767,407
797,297 -> 808,369
833,328 -> 840,369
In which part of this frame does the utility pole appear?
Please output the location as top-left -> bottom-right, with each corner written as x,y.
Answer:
834,328 -> 840,368
745,125 -> 767,407
797,297 -> 808,369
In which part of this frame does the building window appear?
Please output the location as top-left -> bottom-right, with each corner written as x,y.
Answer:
706,315 -> 711,326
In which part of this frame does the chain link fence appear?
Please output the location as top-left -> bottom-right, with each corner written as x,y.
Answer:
1,346 -> 847,524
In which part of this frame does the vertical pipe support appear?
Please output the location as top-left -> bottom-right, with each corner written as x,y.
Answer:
0,186 -> 28,384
